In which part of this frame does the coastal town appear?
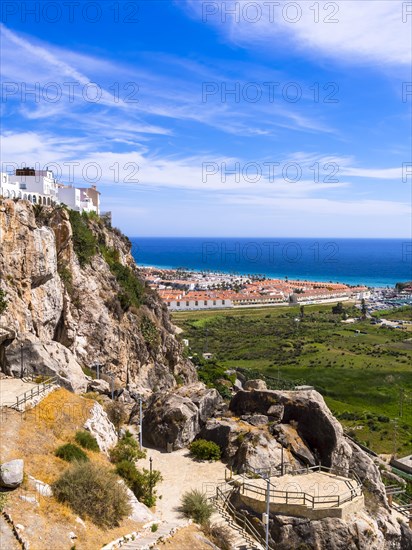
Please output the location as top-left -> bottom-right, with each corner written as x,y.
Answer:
140,266 -> 373,310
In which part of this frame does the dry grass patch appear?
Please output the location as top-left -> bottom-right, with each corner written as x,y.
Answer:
17,388 -> 93,484
1,388 -> 145,549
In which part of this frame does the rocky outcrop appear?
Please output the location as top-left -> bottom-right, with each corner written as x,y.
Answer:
0,199 -> 196,393
238,507 -> 411,550
142,383 -> 223,449
84,402 -> 118,454
5,334 -> 88,392
0,459 -> 24,488
227,388 -> 389,509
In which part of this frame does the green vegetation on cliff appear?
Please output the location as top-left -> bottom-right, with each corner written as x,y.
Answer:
100,245 -> 145,310
68,210 -> 97,267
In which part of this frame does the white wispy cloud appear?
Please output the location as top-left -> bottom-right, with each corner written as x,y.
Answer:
180,0 -> 411,68
0,24 -> 338,138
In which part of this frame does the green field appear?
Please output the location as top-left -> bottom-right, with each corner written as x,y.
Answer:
173,304 -> 412,455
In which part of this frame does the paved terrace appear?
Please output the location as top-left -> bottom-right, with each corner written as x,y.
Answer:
0,378 -> 37,407
236,471 -> 364,520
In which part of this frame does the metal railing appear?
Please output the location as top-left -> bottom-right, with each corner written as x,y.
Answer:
247,463 -> 362,487
241,464 -> 362,510
385,485 -> 411,521
214,486 -> 271,550
14,376 -> 58,409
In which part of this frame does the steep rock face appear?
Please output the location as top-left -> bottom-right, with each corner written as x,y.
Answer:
0,199 -> 196,392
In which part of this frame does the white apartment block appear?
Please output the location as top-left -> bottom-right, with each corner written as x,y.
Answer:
0,168 -> 100,214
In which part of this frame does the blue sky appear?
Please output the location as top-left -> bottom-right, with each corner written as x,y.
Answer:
1,0 -> 411,237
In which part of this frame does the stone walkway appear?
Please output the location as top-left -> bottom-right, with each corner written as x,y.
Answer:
0,378 -> 37,407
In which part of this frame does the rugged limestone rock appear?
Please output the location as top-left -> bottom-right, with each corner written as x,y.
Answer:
87,379 -> 111,395
0,199 -> 196,392
229,388 -> 388,508
232,431 -> 299,473
0,459 -> 24,488
240,414 -> 268,427
28,475 -> 53,497
199,418 -> 241,459
239,507 -> 411,550
121,483 -> 154,523
5,334 -> 88,392
271,424 -> 316,467
244,379 -> 267,391
142,383 -> 223,449
84,402 -> 118,454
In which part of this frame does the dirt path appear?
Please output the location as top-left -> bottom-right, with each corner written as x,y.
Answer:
140,448 -> 227,524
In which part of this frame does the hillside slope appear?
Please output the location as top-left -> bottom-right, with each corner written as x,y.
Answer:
0,199 -> 196,391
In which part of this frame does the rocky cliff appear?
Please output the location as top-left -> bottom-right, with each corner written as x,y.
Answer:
0,199 -> 196,392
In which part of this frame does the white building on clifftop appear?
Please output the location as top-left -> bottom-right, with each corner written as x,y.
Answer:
0,168 -> 100,214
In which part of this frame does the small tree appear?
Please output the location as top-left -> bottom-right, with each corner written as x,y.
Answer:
332,302 -> 344,315
110,432 -> 146,463
115,460 -> 162,508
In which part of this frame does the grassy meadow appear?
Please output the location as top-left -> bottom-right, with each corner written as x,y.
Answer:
172,304 -> 412,456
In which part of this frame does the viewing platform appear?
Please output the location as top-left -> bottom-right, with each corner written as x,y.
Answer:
230,467 -> 364,521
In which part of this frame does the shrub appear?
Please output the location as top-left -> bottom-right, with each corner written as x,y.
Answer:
189,439 -> 221,461
105,401 -> 128,431
151,523 -> 158,532
52,461 -> 131,528
75,431 -> 99,451
115,460 -> 162,507
55,443 -> 89,463
110,432 -> 146,463
0,289 -> 7,314
180,489 -> 214,524
203,522 -> 234,550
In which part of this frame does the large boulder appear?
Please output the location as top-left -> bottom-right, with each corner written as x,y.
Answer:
232,432 -> 300,474
142,383 -> 223,450
143,392 -> 200,450
84,402 -> 118,454
5,335 -> 88,393
200,418 -> 244,460
0,459 -> 24,488
230,389 -> 349,468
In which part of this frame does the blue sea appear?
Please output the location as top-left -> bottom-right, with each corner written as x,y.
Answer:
130,238 -> 412,288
